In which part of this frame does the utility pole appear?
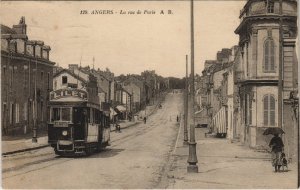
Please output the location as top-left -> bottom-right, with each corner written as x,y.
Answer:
187,0 -> 198,173
184,55 -> 189,145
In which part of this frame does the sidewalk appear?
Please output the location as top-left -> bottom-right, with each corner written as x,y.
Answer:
167,123 -> 298,189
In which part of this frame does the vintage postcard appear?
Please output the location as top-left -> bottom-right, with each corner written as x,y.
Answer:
0,0 -> 299,189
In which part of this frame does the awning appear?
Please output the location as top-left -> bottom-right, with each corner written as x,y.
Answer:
110,108 -> 118,116
115,105 -> 127,112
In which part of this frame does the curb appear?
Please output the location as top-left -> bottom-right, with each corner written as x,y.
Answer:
2,144 -> 50,156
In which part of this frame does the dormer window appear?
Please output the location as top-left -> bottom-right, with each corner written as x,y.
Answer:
265,0 -> 274,13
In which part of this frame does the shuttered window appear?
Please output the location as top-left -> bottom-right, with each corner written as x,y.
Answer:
15,103 -> 20,123
270,96 -> 275,125
263,94 -> 275,126
264,39 -> 275,72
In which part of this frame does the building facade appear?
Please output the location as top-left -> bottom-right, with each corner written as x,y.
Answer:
1,17 -> 55,135
235,0 -> 298,149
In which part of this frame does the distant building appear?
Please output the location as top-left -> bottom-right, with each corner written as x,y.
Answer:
121,76 -> 146,113
1,17 -> 55,135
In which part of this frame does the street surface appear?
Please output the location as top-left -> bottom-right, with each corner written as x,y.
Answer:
2,92 -> 183,189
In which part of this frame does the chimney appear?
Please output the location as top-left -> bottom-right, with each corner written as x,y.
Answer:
13,16 -> 27,34
69,64 -> 79,72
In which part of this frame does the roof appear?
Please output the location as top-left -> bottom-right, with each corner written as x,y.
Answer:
91,69 -> 111,82
1,24 -> 17,34
53,69 -> 87,83
123,76 -> 144,88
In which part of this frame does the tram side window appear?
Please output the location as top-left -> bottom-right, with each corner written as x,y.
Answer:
94,109 -> 101,124
73,107 -> 86,124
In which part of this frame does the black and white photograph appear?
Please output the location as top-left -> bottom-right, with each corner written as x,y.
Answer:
0,0 -> 299,189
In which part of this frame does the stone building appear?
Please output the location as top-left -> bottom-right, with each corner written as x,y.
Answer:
1,17 -> 55,135
234,0 -> 298,161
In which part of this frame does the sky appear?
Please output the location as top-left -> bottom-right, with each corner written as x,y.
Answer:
0,1 -> 246,78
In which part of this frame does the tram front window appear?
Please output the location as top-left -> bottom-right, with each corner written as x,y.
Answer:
52,108 -> 60,121
51,107 -> 71,122
62,108 -> 71,121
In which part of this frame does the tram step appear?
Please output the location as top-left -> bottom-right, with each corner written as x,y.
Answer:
75,146 -> 86,149
75,151 -> 85,154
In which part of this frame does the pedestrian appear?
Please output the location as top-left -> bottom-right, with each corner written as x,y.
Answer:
269,134 -> 284,172
176,115 -> 179,122
143,116 -> 147,124
115,124 -> 121,132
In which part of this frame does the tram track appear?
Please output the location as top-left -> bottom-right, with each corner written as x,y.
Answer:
2,94 -> 172,180
2,112 -> 163,179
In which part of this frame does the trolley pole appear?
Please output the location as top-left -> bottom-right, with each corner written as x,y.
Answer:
183,55 -> 189,145
187,0 -> 198,173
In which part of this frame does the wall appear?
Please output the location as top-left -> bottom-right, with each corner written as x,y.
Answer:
53,72 -> 85,90
256,27 -> 279,79
1,53 -> 54,135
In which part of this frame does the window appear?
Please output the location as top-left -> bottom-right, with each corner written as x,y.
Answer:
10,67 -> 13,88
264,39 -> 275,72
62,76 -> 68,84
263,94 -> 275,126
47,73 -> 50,90
41,101 -> 44,121
23,102 -> 28,121
249,97 -> 252,125
3,66 -> 6,76
10,103 -> 14,124
15,103 -> 19,123
51,107 -> 71,122
41,71 -> 44,80
61,108 -> 71,121
266,0 -> 274,13
245,95 -> 248,125
54,80 -> 57,90
51,108 -> 60,121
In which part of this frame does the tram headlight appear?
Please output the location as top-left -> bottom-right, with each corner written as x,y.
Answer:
62,130 -> 68,136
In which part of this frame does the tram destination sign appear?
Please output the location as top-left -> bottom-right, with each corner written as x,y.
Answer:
50,89 -> 88,101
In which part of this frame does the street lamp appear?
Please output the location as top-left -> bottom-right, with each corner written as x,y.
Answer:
32,43 -> 38,143
184,55 -> 189,145
187,0 -> 198,173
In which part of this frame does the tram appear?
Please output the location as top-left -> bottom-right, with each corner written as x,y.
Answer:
48,88 -> 111,156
